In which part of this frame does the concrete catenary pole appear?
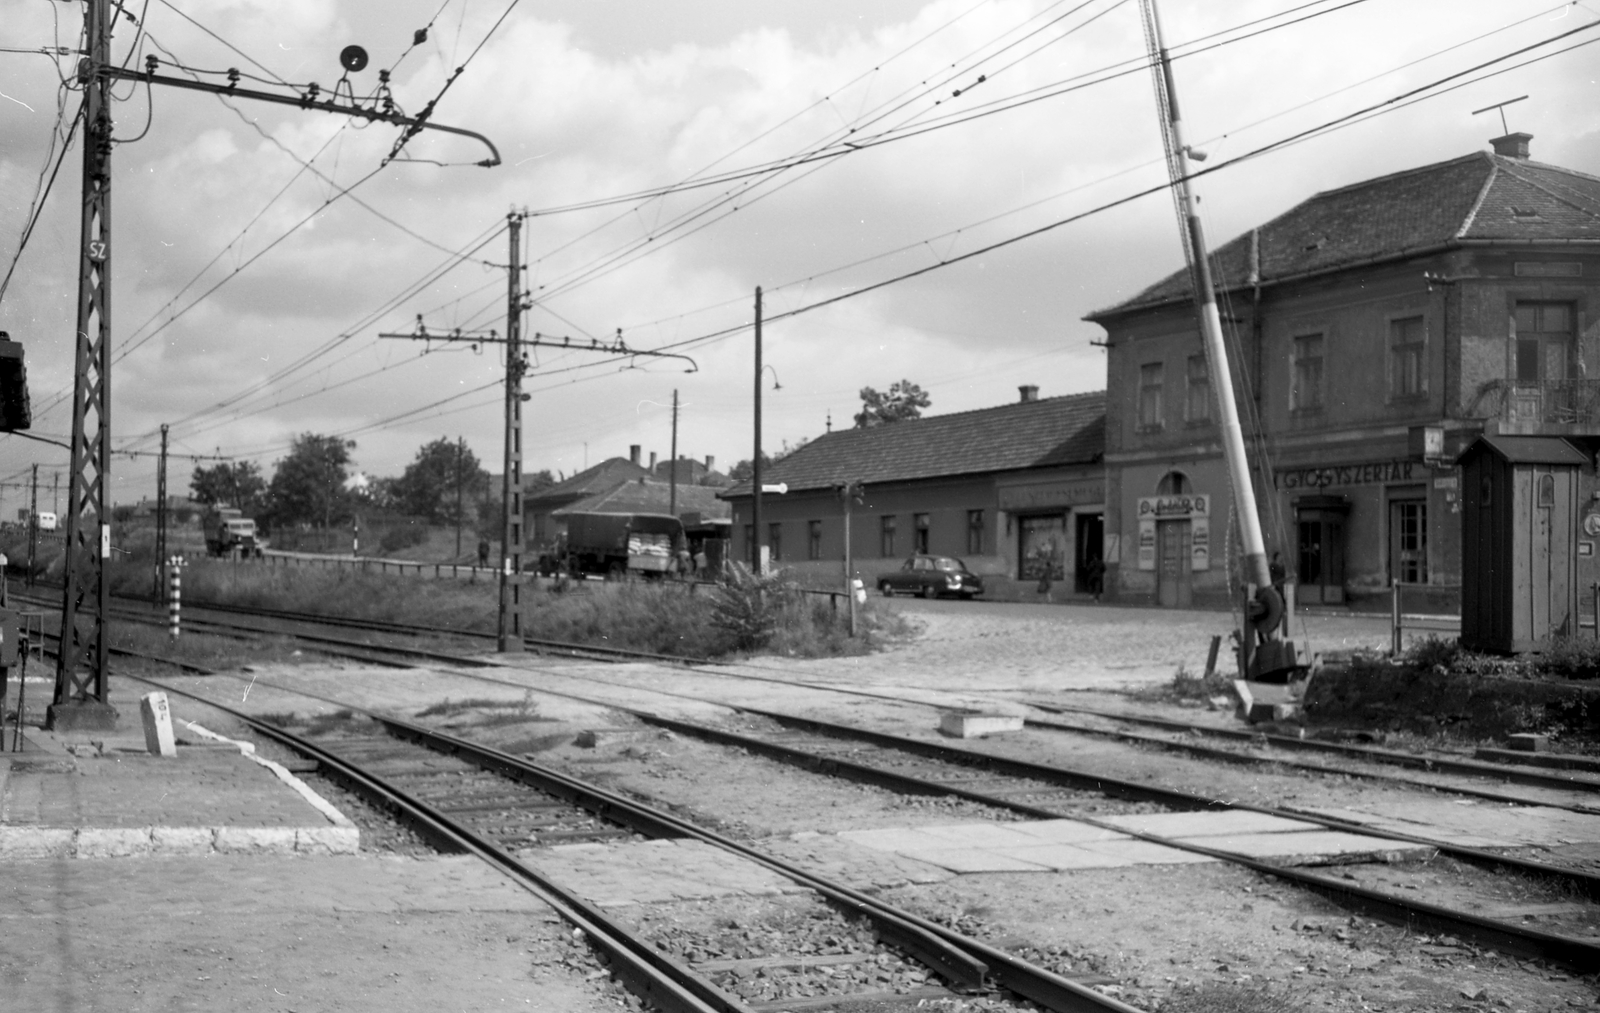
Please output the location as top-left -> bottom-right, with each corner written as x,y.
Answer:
154,424 -> 168,597
498,212 -> 526,653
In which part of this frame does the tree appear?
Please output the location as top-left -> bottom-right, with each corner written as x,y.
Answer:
854,379 -> 930,428
390,437 -> 488,524
189,460 -> 265,511
265,433 -> 356,529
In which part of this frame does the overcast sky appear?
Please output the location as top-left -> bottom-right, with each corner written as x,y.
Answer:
1,0 -> 1596,510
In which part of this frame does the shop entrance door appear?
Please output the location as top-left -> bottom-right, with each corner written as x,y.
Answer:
1074,513 -> 1104,593
1389,498 -> 1428,584
1156,519 -> 1191,608
1294,496 -> 1348,604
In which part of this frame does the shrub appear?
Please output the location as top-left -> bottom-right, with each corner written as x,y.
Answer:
1535,637 -> 1600,680
1402,634 -> 1461,671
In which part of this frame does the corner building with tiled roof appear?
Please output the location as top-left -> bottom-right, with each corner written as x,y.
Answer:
1088,134 -> 1600,610
721,388 -> 1106,598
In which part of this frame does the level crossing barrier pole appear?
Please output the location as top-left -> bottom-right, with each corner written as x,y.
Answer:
168,556 -> 181,640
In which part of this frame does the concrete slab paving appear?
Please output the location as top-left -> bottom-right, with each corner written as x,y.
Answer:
1299,801 -> 1600,849
1185,830 -> 1434,864
991,843 -> 1144,870
756,833 -> 956,890
897,846 -> 1053,873
1101,810 -> 1323,837
836,826 -> 954,852
1067,838 -> 1218,866
1005,819 -> 1128,844
915,821 -> 1055,848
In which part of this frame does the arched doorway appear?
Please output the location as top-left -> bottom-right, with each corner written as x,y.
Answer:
1156,471 -> 1192,608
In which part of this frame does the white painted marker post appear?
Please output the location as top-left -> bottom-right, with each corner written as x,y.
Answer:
139,691 -> 177,757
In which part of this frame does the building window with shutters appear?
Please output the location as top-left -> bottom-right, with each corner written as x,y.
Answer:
1389,316 -> 1426,400
808,520 -> 822,560
914,513 -> 930,553
880,515 -> 897,557
1138,362 -> 1164,430
768,522 -> 782,562
967,510 -> 984,554
1185,354 -> 1210,423
1291,333 -> 1325,412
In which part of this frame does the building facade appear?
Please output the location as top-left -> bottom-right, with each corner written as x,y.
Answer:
722,388 -> 1106,598
1089,134 -> 1600,609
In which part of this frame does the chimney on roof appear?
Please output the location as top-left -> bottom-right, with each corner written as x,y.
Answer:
1019,385 -> 1039,403
629,444 -> 640,466
705,455 -> 715,471
649,451 -> 657,470
1490,132 -> 1532,159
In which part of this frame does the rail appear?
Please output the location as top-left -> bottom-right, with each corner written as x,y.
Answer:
1390,580 -> 1461,654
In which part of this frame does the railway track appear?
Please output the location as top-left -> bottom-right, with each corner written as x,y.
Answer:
133,673 -> 1141,1013
22,593 -> 1600,989
27,586 -> 1600,813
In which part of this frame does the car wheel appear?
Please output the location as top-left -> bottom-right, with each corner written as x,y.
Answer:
880,582 -> 894,597
921,584 -> 936,599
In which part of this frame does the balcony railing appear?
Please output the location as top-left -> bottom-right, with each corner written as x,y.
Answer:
1501,380 -> 1600,430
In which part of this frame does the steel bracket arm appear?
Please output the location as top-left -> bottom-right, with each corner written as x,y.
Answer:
97,62 -> 501,167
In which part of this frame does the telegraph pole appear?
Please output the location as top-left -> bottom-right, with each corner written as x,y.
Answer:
500,214 -> 526,653
154,423 -> 169,597
669,388 -> 679,518
751,287 -> 764,572
27,465 -> 39,589
50,0 -> 116,730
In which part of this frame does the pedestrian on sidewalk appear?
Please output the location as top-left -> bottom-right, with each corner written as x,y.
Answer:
1036,546 -> 1055,603
477,537 -> 490,569
1085,556 -> 1106,602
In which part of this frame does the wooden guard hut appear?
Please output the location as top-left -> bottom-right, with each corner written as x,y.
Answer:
1458,435 -> 1586,652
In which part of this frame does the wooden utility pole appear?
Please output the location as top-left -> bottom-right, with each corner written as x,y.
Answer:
499,213 -> 526,653
669,388 -> 679,518
26,464 -> 38,589
751,287 -> 764,572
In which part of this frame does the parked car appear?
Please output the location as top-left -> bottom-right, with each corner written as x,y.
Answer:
877,555 -> 984,599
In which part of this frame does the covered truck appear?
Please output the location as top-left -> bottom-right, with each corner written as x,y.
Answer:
203,506 -> 263,558
561,512 -> 684,578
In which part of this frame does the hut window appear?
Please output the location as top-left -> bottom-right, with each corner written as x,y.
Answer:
1538,474 -> 1556,507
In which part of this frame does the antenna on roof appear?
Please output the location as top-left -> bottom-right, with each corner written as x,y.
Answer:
1471,94 -> 1528,135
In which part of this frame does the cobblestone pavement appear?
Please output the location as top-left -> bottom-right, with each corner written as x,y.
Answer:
783,599 -> 1399,692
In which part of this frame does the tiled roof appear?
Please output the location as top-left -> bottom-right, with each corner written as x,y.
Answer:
1089,151 -> 1600,319
525,457 -> 650,510
723,392 -> 1105,497
553,478 -> 732,519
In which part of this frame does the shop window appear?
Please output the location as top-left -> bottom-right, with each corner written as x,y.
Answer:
880,515 -> 897,557
1389,316 -> 1426,399
966,510 -> 984,554
768,522 -> 782,562
1291,333 -> 1325,411
808,520 -> 822,560
1514,302 -> 1573,383
914,513 -> 930,553
1185,354 -> 1210,422
1138,362 -> 1164,430
1018,515 -> 1066,582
